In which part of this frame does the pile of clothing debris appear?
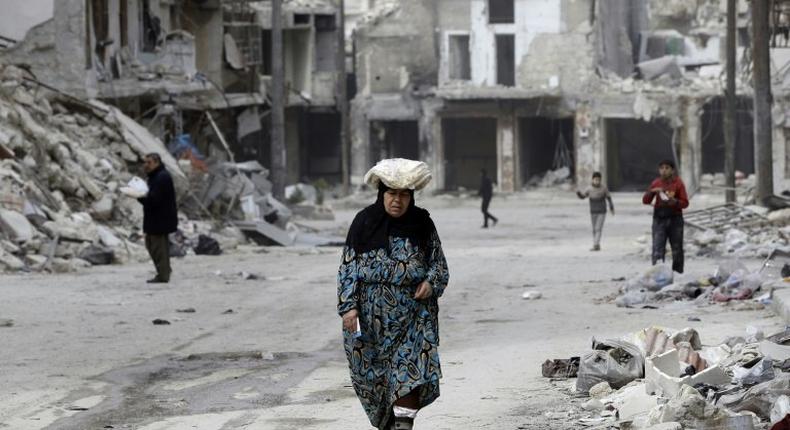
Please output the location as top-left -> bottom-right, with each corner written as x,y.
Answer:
544,325 -> 790,429
613,260 -> 787,309
0,64 -> 243,272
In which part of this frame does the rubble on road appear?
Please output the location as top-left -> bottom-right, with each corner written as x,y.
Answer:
636,203 -> 790,260
0,63 -> 343,273
549,324 -> 790,429
611,260 -> 787,310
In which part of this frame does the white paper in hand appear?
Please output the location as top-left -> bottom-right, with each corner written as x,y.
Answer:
120,176 -> 149,198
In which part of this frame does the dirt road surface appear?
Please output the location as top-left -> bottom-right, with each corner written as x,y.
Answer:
0,191 -> 780,429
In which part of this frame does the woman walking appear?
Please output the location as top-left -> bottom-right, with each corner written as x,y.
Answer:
338,158 -> 449,430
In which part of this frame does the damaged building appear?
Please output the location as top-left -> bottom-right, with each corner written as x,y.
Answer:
0,0 -> 347,185
351,0 -> 790,194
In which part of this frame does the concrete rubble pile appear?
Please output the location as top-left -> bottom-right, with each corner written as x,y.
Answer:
613,260 -> 787,310
636,206 -> 790,260
0,64 -> 242,273
545,324 -> 790,429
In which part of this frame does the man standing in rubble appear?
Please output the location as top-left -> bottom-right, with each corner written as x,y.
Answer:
139,153 -> 178,283
643,160 -> 689,274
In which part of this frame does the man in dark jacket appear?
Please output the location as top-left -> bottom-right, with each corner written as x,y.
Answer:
139,153 -> 178,283
479,169 -> 498,228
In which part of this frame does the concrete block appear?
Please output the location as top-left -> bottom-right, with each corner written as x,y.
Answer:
646,349 -> 730,398
0,209 -> 35,242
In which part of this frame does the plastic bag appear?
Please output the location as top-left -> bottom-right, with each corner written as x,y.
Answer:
576,339 -> 645,394
714,260 -> 748,284
625,265 -> 674,292
120,176 -> 149,198
733,358 -> 775,387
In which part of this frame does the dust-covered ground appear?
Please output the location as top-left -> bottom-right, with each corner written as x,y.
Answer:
0,191 -> 781,429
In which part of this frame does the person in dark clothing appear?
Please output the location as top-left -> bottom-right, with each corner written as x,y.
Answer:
479,169 -> 498,228
643,160 -> 689,274
577,172 -> 615,251
138,153 -> 178,283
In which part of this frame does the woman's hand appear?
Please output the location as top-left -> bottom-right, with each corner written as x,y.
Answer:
414,281 -> 433,300
342,309 -> 359,333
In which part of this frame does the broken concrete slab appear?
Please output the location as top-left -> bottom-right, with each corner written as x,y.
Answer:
0,208 -> 34,242
0,249 -> 24,271
760,340 -> 790,361
235,220 -> 294,247
90,194 -> 114,221
645,349 -> 730,398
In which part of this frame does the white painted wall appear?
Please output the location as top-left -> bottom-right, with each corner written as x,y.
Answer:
0,0 -> 54,41
467,0 -> 561,86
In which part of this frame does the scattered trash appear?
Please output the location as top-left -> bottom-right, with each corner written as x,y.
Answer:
152,319 -> 171,325
222,309 -> 234,314
0,318 -> 13,327
542,357 -> 580,378
522,291 -> 543,300
194,234 -> 222,256
176,308 -> 196,313
688,317 -> 702,322
576,339 -> 644,394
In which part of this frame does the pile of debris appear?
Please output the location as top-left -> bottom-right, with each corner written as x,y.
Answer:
545,325 -> 790,429
635,204 -> 790,260
0,64 -> 241,272
613,259 -> 789,309
525,167 -> 574,190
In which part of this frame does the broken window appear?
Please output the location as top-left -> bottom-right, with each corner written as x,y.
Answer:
496,34 -> 515,86
489,0 -> 515,24
225,25 -> 263,66
448,35 -> 471,80
315,15 -> 337,72
294,14 -> 311,25
638,32 -> 685,63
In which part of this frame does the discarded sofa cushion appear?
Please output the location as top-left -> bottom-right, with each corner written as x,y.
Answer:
194,234 -> 222,256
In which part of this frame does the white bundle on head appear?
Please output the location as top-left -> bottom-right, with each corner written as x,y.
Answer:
364,158 -> 432,191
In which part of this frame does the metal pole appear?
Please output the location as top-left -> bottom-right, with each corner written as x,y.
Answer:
270,0 -> 286,199
752,0 -> 774,206
724,0 -> 737,203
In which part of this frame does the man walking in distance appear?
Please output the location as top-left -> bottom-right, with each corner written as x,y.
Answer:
479,168 -> 498,228
643,160 -> 689,274
139,153 -> 178,283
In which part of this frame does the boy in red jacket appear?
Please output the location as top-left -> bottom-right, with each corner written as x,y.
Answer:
643,160 -> 689,273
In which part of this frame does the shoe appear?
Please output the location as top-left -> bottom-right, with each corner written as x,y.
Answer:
492,219 -> 498,227
482,225 -> 488,229
146,277 -> 168,284
590,245 -> 600,251
391,418 -> 414,430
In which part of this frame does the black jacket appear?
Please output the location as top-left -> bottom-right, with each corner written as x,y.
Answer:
479,176 -> 493,200
138,165 -> 178,235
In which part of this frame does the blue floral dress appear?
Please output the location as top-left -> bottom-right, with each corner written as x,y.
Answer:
337,231 -> 449,428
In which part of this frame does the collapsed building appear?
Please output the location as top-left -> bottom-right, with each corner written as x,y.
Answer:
350,0 -> 790,194
0,0 -> 348,185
